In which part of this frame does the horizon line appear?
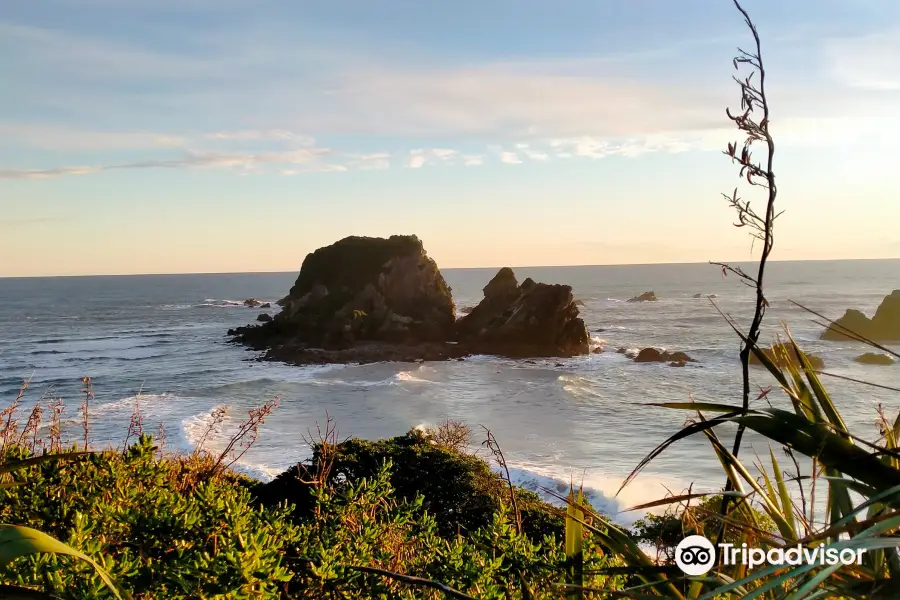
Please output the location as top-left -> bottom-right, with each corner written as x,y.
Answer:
3,256 -> 899,281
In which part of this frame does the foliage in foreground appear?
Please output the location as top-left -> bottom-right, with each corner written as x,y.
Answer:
0,432 -> 623,599
252,427 -> 564,542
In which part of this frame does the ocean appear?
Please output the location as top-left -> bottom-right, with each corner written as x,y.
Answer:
1,260 -> 898,524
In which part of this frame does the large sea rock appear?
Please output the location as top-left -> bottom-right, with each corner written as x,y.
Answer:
229,235 -> 461,363
822,290 -> 900,341
456,268 -> 590,358
230,238 -> 590,364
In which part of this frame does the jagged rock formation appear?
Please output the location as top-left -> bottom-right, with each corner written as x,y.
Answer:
749,343 -> 824,370
229,235 -> 459,363
230,239 -> 590,363
628,291 -> 658,303
456,268 -> 590,358
855,353 -> 895,366
822,290 -> 900,341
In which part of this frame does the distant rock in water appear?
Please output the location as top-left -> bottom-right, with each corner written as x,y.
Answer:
229,238 -> 589,364
633,347 -> 696,366
822,290 -> 900,341
693,293 -> 717,299
749,343 -> 824,370
260,302 -> 271,308
243,298 -> 261,308
854,352 -> 895,366
456,267 -> 590,358
627,291 -> 658,303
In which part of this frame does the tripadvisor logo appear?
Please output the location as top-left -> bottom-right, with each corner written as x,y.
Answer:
675,535 -> 717,576
674,535 -> 867,576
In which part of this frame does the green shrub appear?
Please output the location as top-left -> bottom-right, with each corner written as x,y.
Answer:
0,436 -> 298,599
0,434 -> 624,599
253,430 -> 564,542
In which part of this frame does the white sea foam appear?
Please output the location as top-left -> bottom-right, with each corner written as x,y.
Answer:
94,392 -> 177,415
558,374 -> 602,400
503,461 -> 688,525
394,370 -> 432,384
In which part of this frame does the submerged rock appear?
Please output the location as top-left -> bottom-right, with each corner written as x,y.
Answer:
749,343 -> 824,370
822,290 -> 900,342
854,352 -> 895,366
456,267 -> 590,358
633,347 -> 696,365
627,291 -> 658,303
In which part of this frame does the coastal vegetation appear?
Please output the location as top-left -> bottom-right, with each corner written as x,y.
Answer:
3,1 -> 900,599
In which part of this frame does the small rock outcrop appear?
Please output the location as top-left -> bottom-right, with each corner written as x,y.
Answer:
257,313 -> 273,322
261,302 -> 271,308
822,290 -> 900,341
749,343 -> 824,370
854,353 -> 895,366
456,268 -> 590,358
633,347 -> 696,366
243,298 -> 261,308
627,291 -> 658,303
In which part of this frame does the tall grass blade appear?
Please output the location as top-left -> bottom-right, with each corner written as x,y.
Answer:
0,525 -> 123,599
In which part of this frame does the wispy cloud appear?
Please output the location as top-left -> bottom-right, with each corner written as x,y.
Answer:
825,28 -> 900,91
0,123 -> 186,151
0,148 -> 332,180
499,152 -> 522,165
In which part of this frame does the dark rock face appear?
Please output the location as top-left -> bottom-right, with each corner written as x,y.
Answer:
749,343 -> 824,370
823,290 -> 900,341
230,235 -> 456,361
456,268 -> 590,358
633,347 -> 696,365
256,313 -> 272,322
456,267 -> 520,340
628,291 -> 658,303
855,353 -> 895,366
229,240 -> 588,364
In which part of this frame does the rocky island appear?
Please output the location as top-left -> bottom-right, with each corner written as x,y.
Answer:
822,290 -> 900,342
229,235 -> 590,364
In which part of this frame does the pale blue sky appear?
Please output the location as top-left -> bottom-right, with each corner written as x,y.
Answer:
1,0 -> 899,276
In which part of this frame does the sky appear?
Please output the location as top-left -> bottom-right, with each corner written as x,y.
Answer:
1,0 -> 899,277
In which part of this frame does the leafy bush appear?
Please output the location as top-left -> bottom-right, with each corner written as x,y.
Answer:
0,436 -> 299,599
0,433 -> 624,598
253,429 -> 565,542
